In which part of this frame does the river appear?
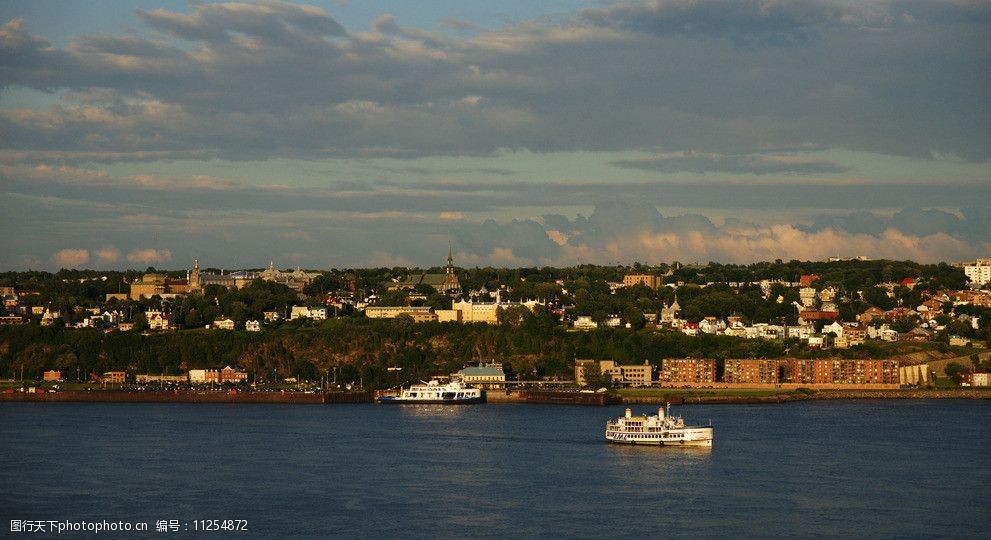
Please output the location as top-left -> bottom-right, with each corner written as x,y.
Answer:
1,400 -> 988,538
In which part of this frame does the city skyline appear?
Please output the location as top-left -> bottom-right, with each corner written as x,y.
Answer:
1,0 -> 989,270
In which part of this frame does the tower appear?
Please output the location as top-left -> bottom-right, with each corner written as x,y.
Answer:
442,244 -> 461,293
189,258 -> 202,292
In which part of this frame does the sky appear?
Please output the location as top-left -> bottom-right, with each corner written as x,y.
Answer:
1,0 -> 989,271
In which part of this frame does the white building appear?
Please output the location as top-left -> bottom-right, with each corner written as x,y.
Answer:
573,315 -> 599,330
145,310 -> 170,331
962,258 -> 991,286
213,317 -> 236,330
448,292 -> 543,324
245,320 -> 261,332
290,306 -> 327,320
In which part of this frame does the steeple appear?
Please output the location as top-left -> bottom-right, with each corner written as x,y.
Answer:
446,242 -> 454,274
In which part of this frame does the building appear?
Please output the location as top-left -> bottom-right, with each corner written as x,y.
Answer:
574,359 -> 653,387
102,371 -> 126,384
129,273 -> 167,299
788,359 -> 899,385
0,315 -> 25,325
961,258 -> 991,286
189,366 -> 248,384
898,364 -> 930,386
623,274 -> 662,289
600,360 -> 654,387
388,249 -> 462,294
187,259 -> 321,293
449,292 -> 543,325
145,310 -> 171,331
572,315 -> 598,330
660,297 -> 681,324
660,359 -> 716,386
290,306 -> 328,320
365,306 -> 435,321
972,373 -> 990,387
723,359 -> 779,384
799,310 -> 840,325
245,320 -> 261,332
213,317 -> 236,330
135,374 -> 187,383
43,370 -> 62,381
455,363 -> 506,389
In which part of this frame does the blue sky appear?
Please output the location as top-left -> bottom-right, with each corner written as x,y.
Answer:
1,0 -> 989,271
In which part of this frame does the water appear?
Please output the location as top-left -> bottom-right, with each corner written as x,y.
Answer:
1,400 -> 988,539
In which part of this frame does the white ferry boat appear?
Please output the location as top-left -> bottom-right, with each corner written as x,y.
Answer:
605,404 -> 713,447
376,376 -> 483,404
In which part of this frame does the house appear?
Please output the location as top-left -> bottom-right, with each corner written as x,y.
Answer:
455,363 -> 506,389
145,310 -> 171,331
822,322 -> 844,337
102,371 -> 126,384
858,307 -> 886,325
245,320 -> 261,332
290,306 -> 327,320
799,311 -> 840,325
699,317 -> 725,334
213,317 -> 236,330
681,322 -> 699,336
573,315 -> 598,330
43,370 -> 62,381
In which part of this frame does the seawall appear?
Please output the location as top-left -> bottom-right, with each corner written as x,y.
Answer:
0,390 -> 374,404
623,389 -> 991,405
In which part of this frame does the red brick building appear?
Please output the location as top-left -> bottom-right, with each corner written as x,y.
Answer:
660,358 -> 716,385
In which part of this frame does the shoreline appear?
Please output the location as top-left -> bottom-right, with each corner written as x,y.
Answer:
2,388 -> 989,405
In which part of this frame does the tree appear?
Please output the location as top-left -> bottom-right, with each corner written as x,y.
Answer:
944,362 -> 970,385
133,313 -> 149,331
580,362 -> 612,389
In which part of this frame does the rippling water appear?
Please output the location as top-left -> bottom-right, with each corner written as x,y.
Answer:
2,400 -> 988,538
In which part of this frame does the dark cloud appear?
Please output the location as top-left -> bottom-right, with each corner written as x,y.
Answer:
612,152 -> 850,174
0,1 -> 988,161
580,0 -> 894,47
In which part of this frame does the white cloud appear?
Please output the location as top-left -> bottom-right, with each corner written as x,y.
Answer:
95,246 -> 121,264
126,248 -> 173,264
52,248 -> 89,267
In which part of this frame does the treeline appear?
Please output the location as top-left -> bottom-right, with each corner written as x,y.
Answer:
0,316 -> 966,388
1,260 -> 983,332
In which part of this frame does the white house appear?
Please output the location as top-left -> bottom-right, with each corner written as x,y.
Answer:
213,317 -> 236,330
290,306 -> 327,320
245,320 -> 261,332
573,315 -> 598,330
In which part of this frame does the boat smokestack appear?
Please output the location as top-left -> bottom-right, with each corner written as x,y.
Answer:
658,407 -> 665,420
624,408 -> 632,419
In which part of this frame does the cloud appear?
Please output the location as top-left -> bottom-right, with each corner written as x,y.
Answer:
1,1 -> 988,161
580,0 -> 895,46
52,248 -> 89,267
126,248 -> 173,264
95,246 -> 121,264
612,151 -> 849,175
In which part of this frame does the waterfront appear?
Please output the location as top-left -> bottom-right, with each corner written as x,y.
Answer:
2,401 -> 988,538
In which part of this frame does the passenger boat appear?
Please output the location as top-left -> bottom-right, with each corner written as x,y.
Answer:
605,404 -> 713,446
376,376 -> 483,404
